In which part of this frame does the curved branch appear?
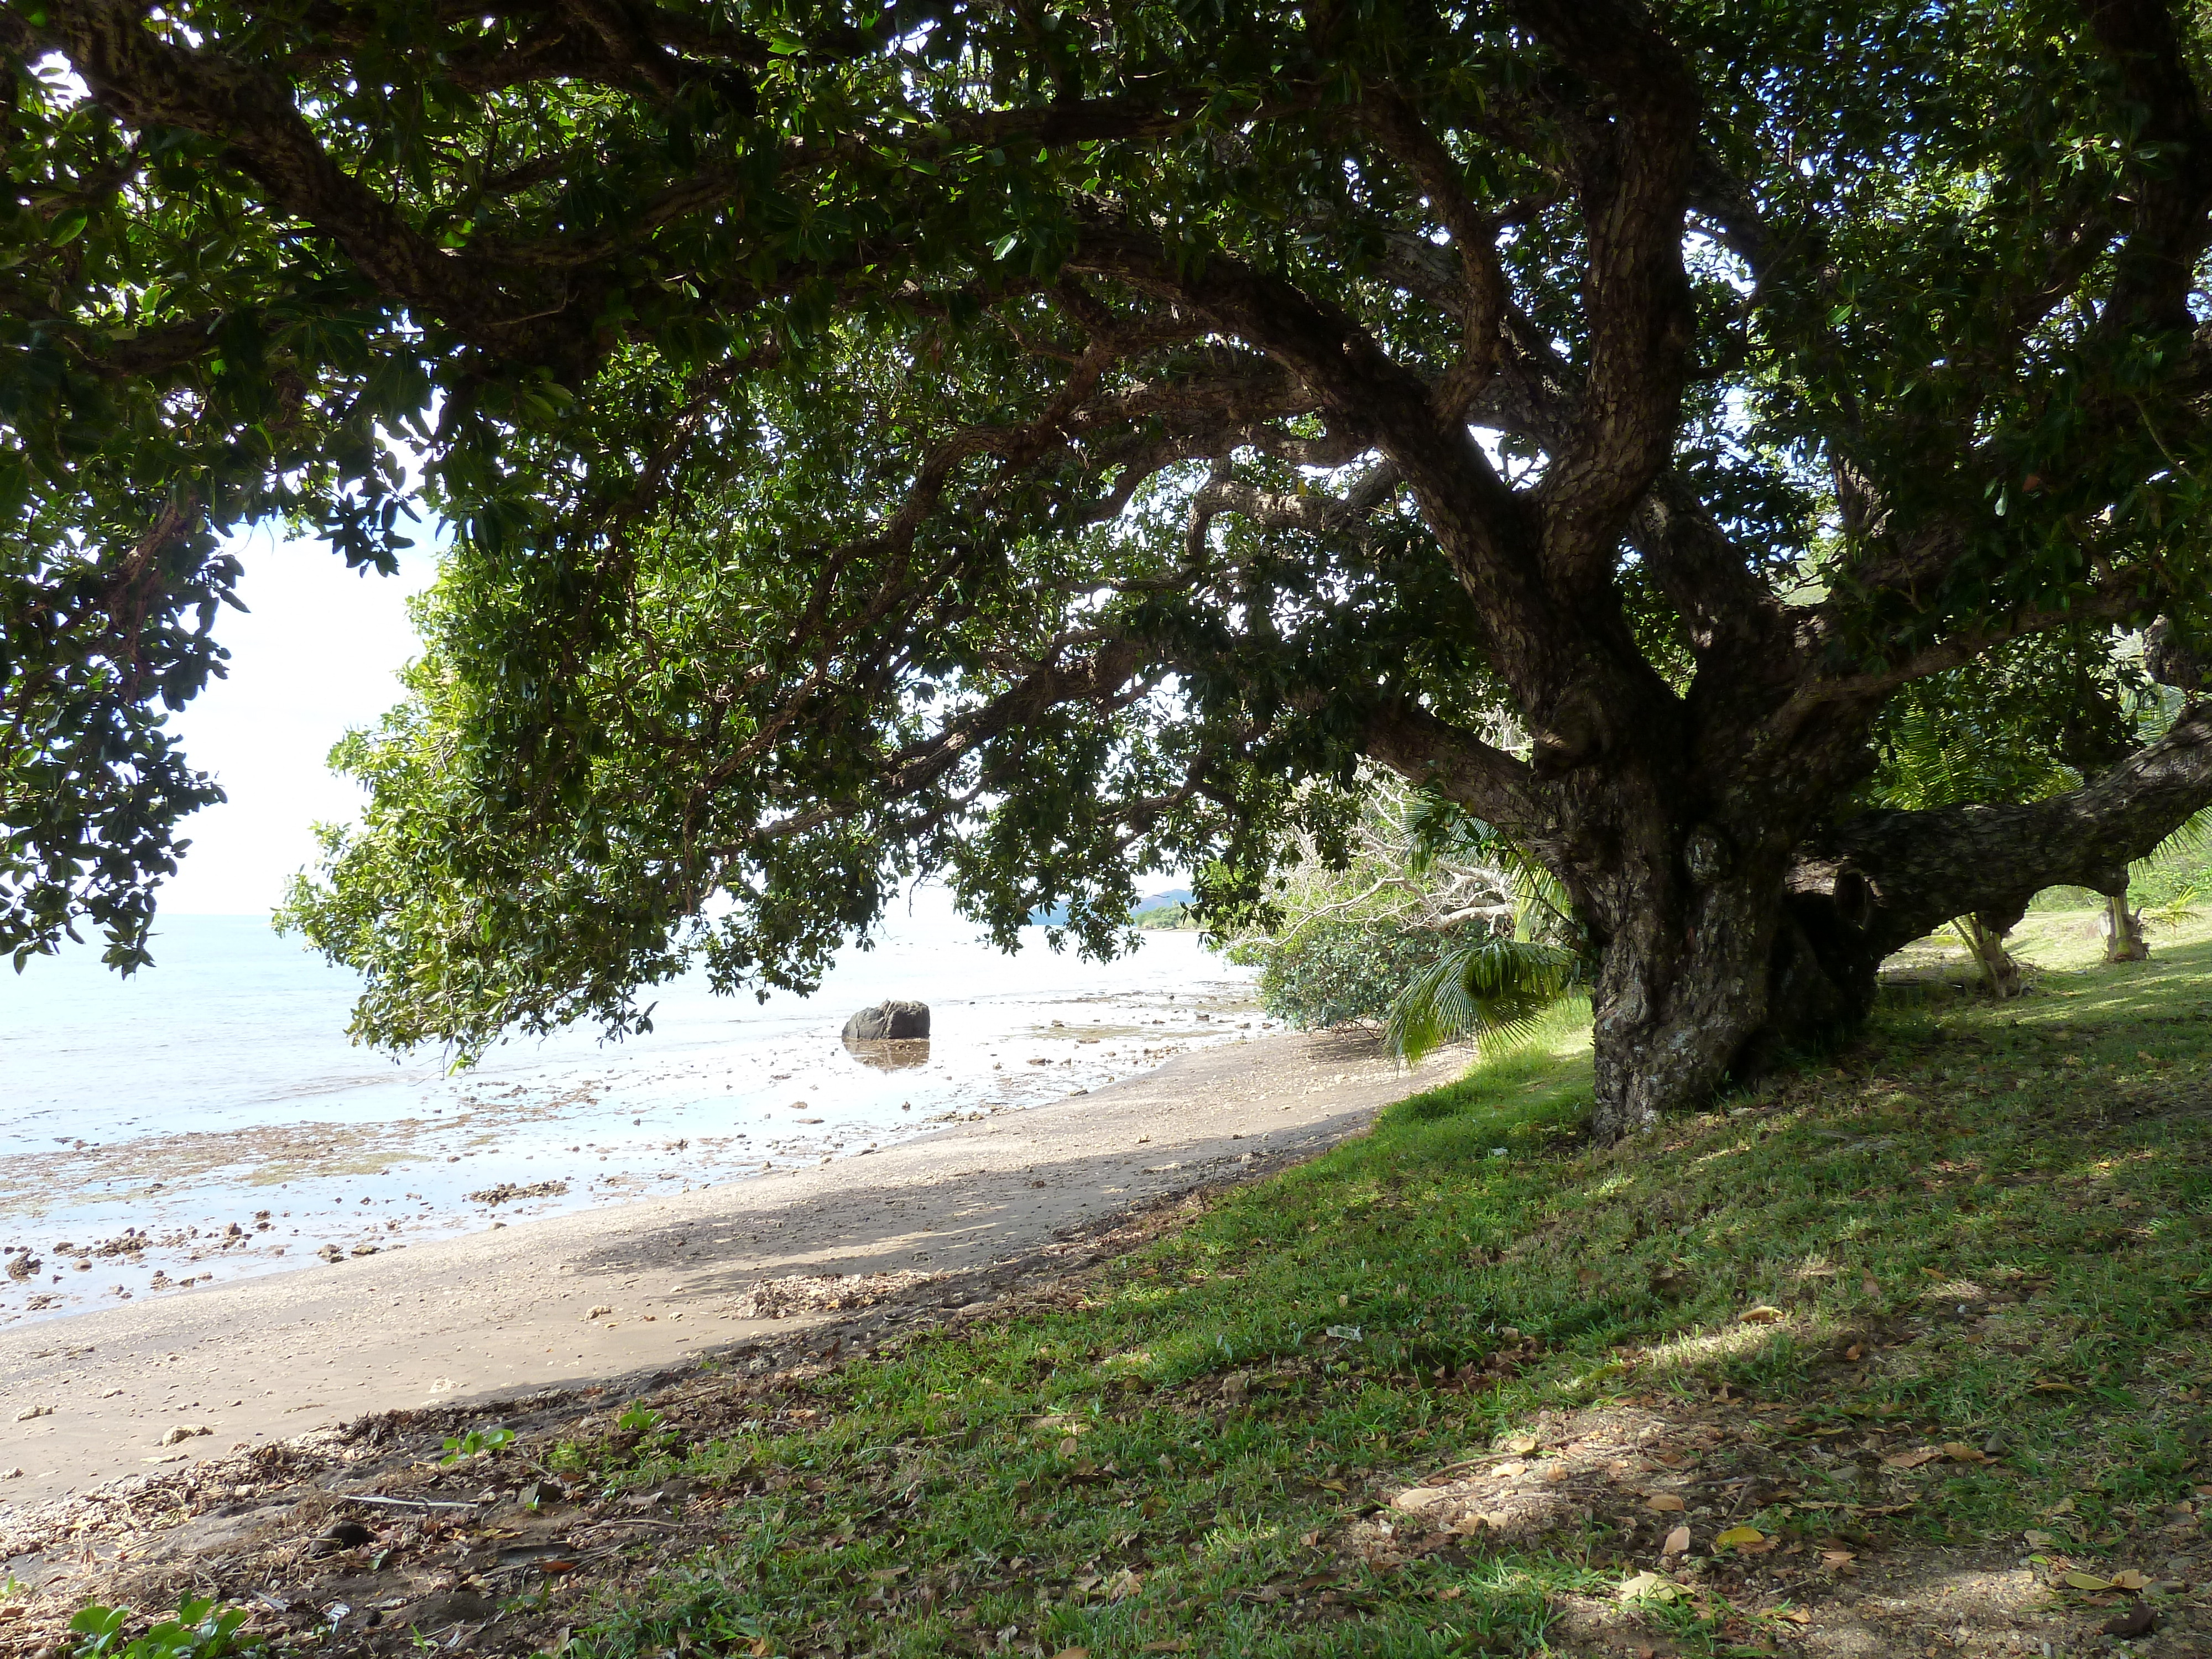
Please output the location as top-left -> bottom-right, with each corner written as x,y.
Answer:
29,0 -> 536,335
1787,697 -> 2212,968
1509,0 -> 1700,590
1359,700 -> 1542,837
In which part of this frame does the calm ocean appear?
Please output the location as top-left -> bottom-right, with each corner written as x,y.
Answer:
0,898 -> 1258,1323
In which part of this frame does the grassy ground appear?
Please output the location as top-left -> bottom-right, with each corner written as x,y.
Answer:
49,917 -> 2201,1655
468,916 -> 2212,1658
2032,829 -> 2211,913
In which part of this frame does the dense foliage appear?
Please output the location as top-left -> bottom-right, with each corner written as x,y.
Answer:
7,0 -> 2212,1124
1233,776 -> 1579,1048
1247,912 -> 1454,1033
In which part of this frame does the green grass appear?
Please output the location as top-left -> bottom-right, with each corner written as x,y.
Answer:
2031,821 -> 2211,912
538,925 -> 2212,1659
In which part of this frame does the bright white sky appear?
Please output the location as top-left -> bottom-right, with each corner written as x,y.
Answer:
158,528 -> 438,915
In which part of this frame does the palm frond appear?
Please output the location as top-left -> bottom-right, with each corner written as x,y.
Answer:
2145,883 -> 2203,930
2137,807 -> 2212,877
1385,935 -> 1580,1066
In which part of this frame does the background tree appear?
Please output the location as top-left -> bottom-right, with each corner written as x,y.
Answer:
7,0 -> 2212,1140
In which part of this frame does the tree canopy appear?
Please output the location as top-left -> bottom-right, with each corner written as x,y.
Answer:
6,0 -> 2212,1135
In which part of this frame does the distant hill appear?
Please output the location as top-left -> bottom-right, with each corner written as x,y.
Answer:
1026,888 -> 1196,926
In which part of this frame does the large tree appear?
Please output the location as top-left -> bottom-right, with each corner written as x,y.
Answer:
6,0 -> 2212,1139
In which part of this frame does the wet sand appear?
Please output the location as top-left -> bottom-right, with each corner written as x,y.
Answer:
0,1029 -> 1460,1512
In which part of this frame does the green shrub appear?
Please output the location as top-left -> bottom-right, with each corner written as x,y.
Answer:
67,1599 -> 260,1659
1244,912 -> 1453,1029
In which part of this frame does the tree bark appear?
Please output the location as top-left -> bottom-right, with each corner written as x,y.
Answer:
1765,699 -> 2212,1045
1584,859 -> 1790,1143
1539,700 -> 2212,1144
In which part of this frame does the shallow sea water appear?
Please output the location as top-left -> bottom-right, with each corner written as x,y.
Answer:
0,899 -> 1259,1323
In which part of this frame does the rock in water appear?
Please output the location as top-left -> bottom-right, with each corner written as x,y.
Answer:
842,1000 -> 930,1040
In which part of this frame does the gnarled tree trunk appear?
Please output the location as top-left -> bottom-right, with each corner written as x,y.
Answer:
1583,858 -> 1788,1144
1542,701 -> 2212,1144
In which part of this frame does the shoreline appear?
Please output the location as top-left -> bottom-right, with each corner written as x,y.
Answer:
1,965 -> 1266,1328
0,1026 -> 1459,1523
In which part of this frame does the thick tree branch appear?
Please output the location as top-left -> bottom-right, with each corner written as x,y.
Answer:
1360,90 -> 1507,404
1509,0 -> 1699,592
1770,569 -> 2167,747
2080,0 -> 2212,336
28,0 -> 539,337
1787,698 -> 2212,968
1627,474 -> 1794,681
1359,700 -> 1542,838
1182,460 -> 1402,560
1066,218 -> 1579,700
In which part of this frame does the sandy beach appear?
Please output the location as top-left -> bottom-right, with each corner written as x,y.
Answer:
0,1027 -> 1458,1520
2,914 -> 1262,1323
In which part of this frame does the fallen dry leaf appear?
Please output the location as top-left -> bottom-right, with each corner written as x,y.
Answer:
1502,1436 -> 1538,1455
1843,1343 -> 1864,1361
1051,1650 -> 1092,1659
1646,1493 -> 1687,1512
1058,1436 -> 1080,1458
2062,1571 -> 2112,1592
1661,1524 -> 1691,1557
1771,1606 -> 1812,1625
1716,1526 -> 1765,1548
1620,1571 -> 1684,1604
1739,1305 -> 1786,1324
1882,1447 -> 1942,1469
1940,1442 -> 1986,1463
2110,1569 -> 2148,1591
1819,1549 -> 1856,1569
